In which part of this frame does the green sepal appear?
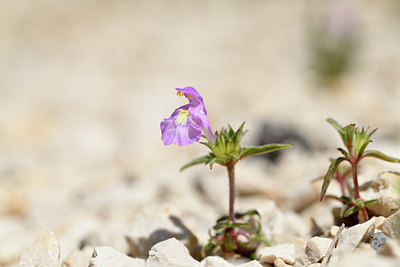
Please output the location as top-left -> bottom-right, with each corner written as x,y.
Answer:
320,157 -> 347,201
363,150 -> 400,163
239,144 -> 292,160
180,155 -> 210,172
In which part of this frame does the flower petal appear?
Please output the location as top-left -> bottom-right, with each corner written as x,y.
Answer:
161,106 -> 202,146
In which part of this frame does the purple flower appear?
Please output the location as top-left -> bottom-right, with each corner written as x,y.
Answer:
161,87 -> 215,146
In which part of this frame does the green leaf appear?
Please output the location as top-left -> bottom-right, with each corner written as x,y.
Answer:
240,144 -> 292,159
216,215 -> 229,223
180,155 -> 210,172
251,234 -> 271,246
344,205 -> 359,217
364,199 -> 379,207
339,204 -> 350,217
242,209 -> 261,218
213,222 -> 230,230
320,157 -> 347,201
363,150 -> 400,163
358,140 -> 372,158
337,148 -> 349,158
327,118 -> 344,136
202,241 -> 217,257
224,233 -> 237,251
231,222 -> 251,229
340,196 -> 353,204
355,198 -> 363,207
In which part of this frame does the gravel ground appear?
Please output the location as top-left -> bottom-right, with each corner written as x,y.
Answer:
1,0 -> 400,266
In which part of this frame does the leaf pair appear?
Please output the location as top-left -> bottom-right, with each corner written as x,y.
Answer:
181,122 -> 291,171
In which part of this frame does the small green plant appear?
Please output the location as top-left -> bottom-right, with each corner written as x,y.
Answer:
309,3 -> 360,85
320,118 -> 400,223
161,87 -> 291,257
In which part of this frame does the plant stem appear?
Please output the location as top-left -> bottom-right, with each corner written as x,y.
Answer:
352,163 -> 360,199
227,164 -> 235,222
352,162 -> 369,223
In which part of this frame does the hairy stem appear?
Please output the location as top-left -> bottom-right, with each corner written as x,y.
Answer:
227,164 -> 235,222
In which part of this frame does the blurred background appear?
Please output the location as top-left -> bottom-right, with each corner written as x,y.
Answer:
1,0 -> 400,265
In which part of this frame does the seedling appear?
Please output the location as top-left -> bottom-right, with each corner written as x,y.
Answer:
309,3 -> 359,85
161,87 -> 291,257
320,118 -> 400,223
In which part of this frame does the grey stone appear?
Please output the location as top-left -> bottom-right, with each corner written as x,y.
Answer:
19,231 -> 60,267
146,238 -> 199,267
370,232 -> 389,251
88,246 -> 145,267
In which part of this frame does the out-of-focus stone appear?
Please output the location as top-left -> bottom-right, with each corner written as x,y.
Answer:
328,225 -> 338,237
370,232 -> 389,251
379,238 -> 400,258
257,244 -> 296,265
301,201 -> 336,233
329,252 -> 399,267
273,258 -> 291,267
329,218 -> 375,264
374,216 -> 385,231
19,231 -> 60,267
200,256 -> 232,267
307,263 -> 321,267
236,260 -> 263,267
360,172 -> 400,217
382,209 -> 400,240
0,218 -> 34,265
271,234 -> 307,249
126,205 -> 199,259
146,238 -> 199,267
88,246 -> 145,267
62,247 -> 93,267
355,243 -> 377,256
305,236 -> 331,263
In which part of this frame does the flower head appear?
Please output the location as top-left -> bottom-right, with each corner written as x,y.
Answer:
161,87 -> 215,146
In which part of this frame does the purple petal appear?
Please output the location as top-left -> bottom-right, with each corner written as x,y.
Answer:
176,87 -> 205,109
160,107 -> 202,146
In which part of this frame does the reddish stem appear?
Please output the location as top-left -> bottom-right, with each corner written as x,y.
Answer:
227,164 -> 235,222
351,160 -> 369,223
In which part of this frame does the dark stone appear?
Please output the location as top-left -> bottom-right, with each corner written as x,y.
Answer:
256,122 -> 310,162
